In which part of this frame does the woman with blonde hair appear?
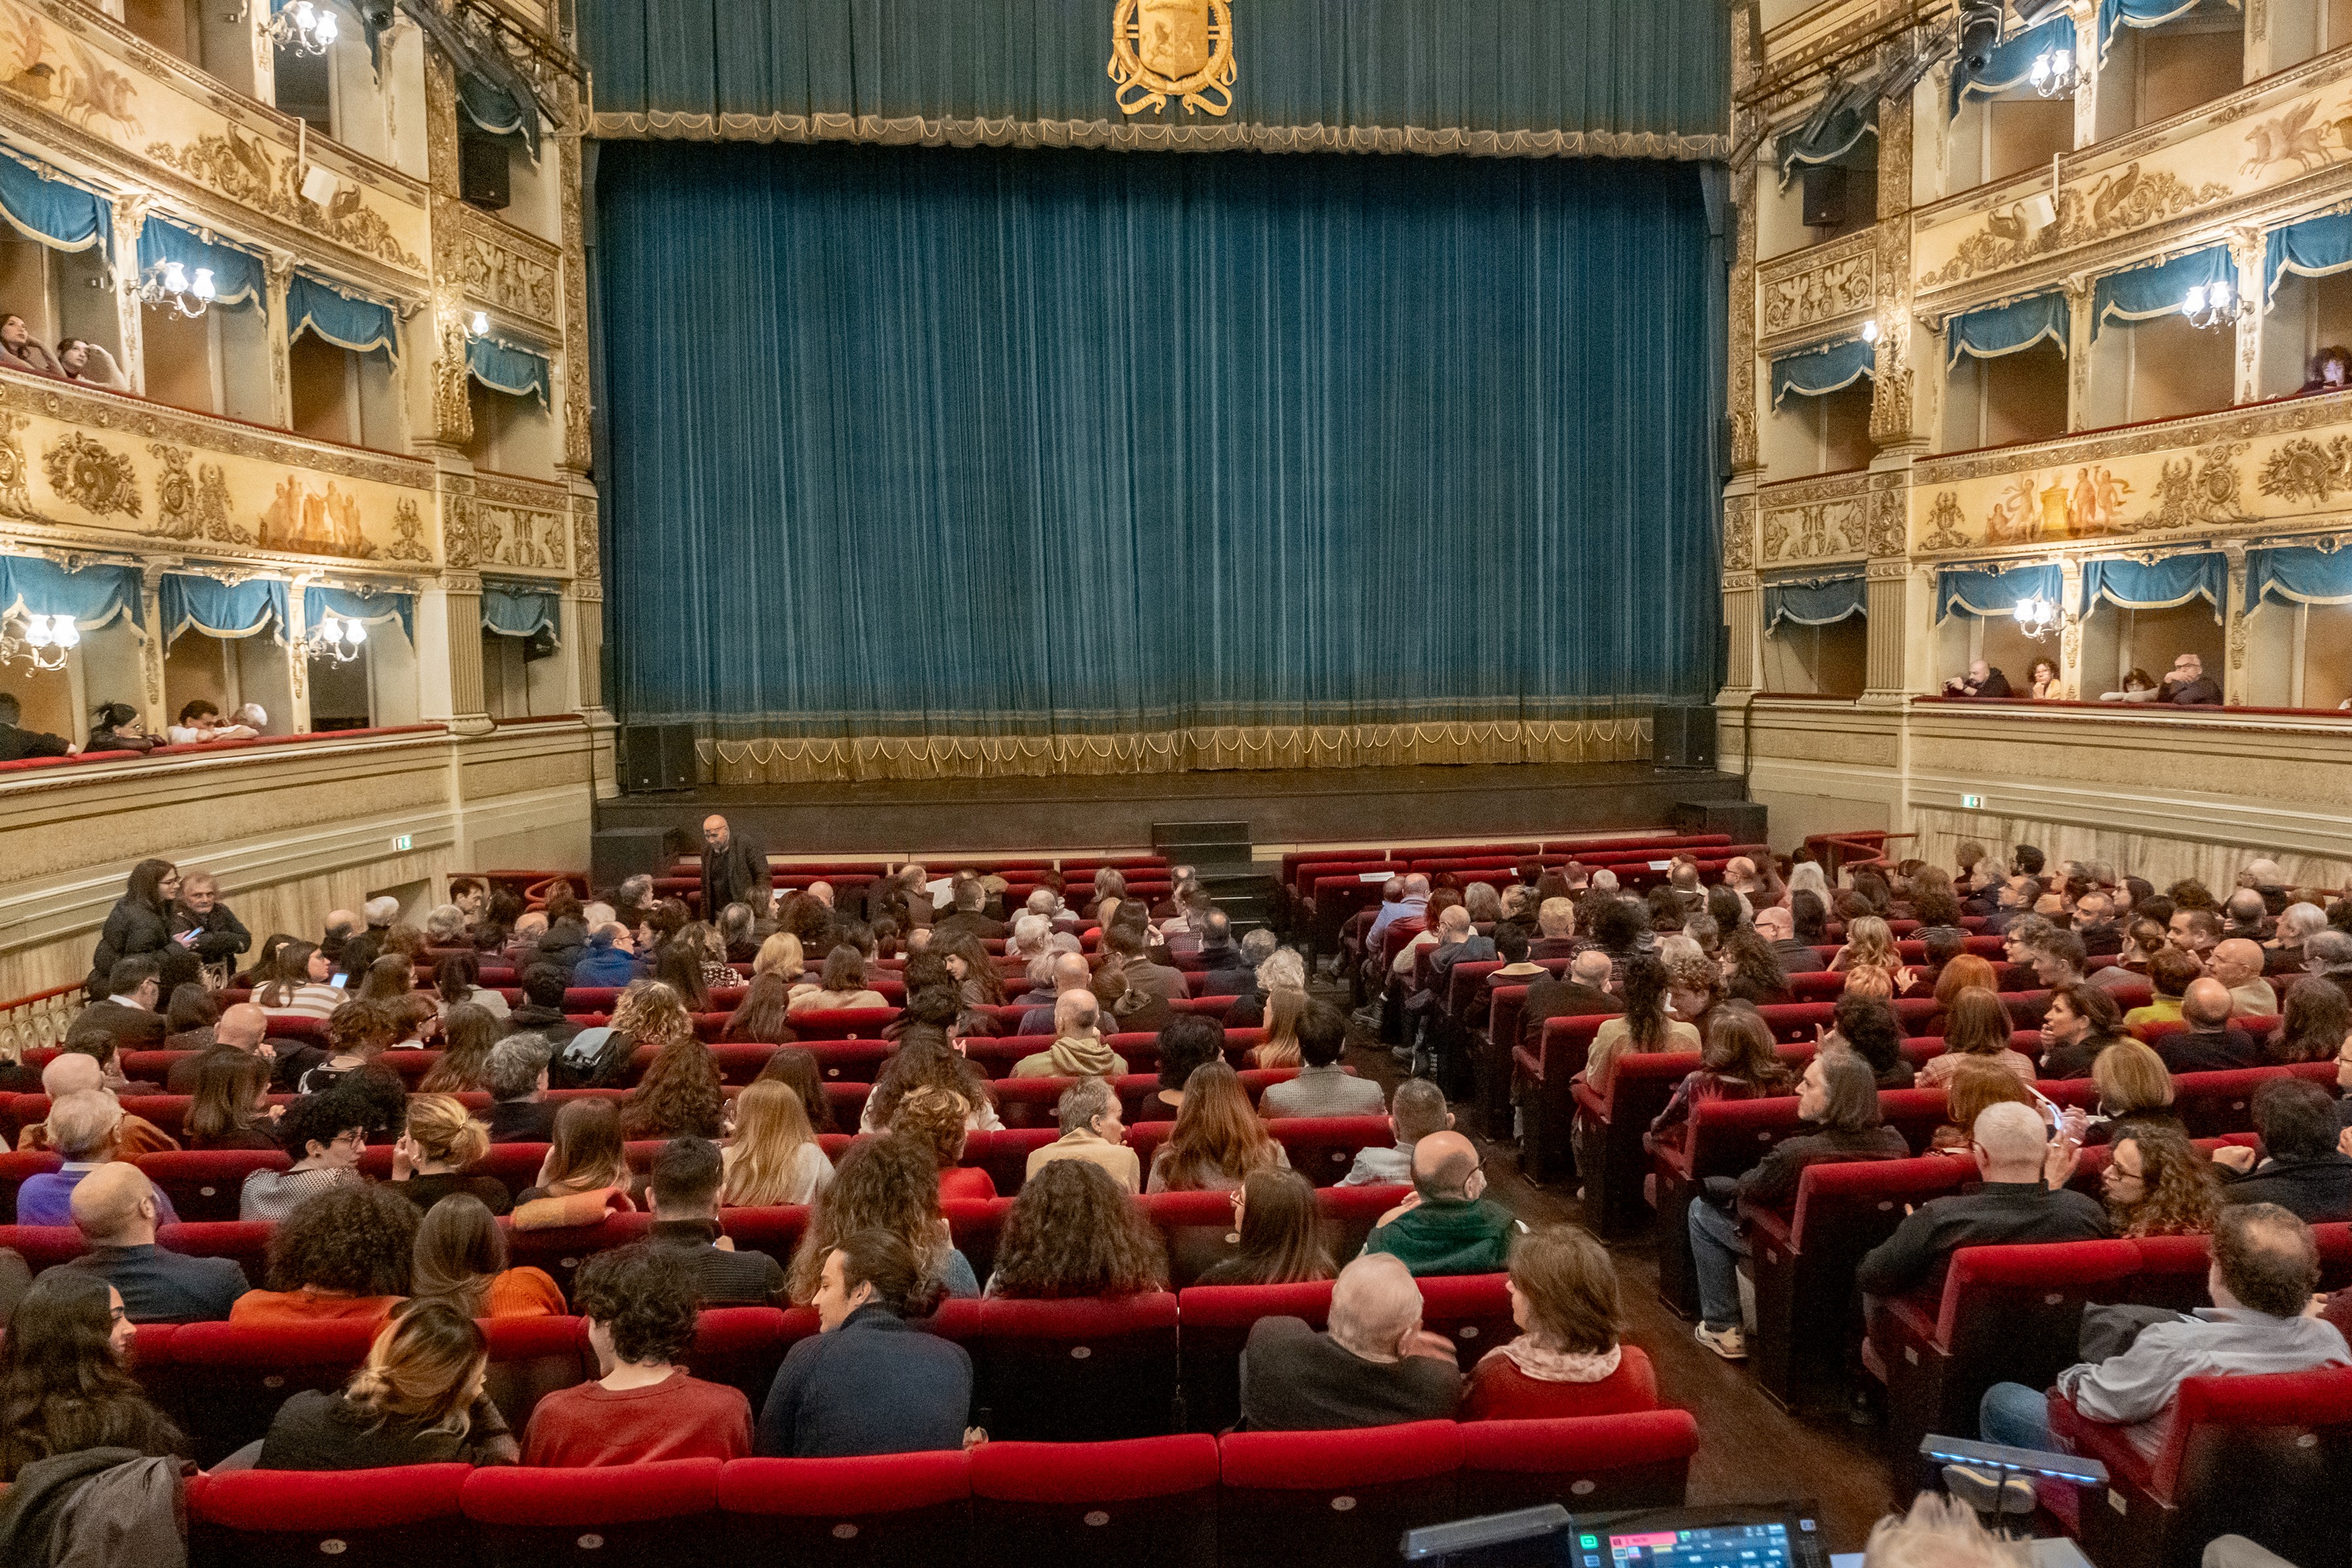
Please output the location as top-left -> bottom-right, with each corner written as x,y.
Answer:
1010,989 -> 1128,1078
2087,1037 -> 2183,1145
255,1301 -> 517,1468
526,1098 -> 634,1203
721,1079 -> 834,1206
1248,986 -> 1309,1068
410,1193 -> 564,1317
1830,915 -> 1915,994
387,1094 -> 511,1215
1146,1060 -> 1288,1193
753,931 -> 806,982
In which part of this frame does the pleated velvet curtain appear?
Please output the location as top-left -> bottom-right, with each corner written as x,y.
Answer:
595,140 -> 1722,757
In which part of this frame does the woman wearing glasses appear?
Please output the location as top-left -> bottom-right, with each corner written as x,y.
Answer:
240,1085 -> 372,1221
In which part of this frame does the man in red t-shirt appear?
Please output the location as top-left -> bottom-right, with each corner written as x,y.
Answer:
522,1242 -> 751,1465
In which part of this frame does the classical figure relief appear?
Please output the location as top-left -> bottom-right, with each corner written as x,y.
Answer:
460,231 -> 559,324
1920,164 -> 2235,287
42,432 -> 140,518
2259,435 -> 2352,504
0,410 -> 32,516
147,442 -> 245,542
259,476 -> 372,559
2241,102 -> 2345,177
0,8 -> 140,135
1985,466 -> 2132,542
1761,500 -> 1866,562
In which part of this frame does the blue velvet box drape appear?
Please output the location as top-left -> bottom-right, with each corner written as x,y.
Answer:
0,554 -> 142,628
594,140 -> 1723,737
1935,563 -> 2061,623
159,574 -> 287,644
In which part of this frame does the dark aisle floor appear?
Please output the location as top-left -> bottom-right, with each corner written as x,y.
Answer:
1335,1014 -> 1902,1554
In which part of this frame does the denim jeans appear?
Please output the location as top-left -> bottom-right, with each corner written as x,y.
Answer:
1688,1196 -> 1748,1331
1978,1380 -> 2058,1451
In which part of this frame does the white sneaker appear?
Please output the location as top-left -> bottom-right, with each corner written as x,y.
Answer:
1942,1465 -> 2036,1516
1693,1322 -> 1746,1360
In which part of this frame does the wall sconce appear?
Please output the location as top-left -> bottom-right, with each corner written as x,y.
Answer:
2028,46 -> 2078,97
304,613 -> 367,662
1,612 -> 77,671
264,0 -> 338,54
2012,595 -> 2069,640
137,260 -> 214,318
469,310 -> 489,336
2181,280 -> 2249,332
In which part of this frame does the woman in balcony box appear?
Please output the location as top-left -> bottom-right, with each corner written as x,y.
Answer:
56,338 -> 127,392
0,314 -> 61,378
85,701 -> 156,755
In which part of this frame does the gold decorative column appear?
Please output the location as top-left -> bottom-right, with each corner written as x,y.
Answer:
1723,494 -> 1759,695
570,493 -> 604,715
432,471 -> 489,728
2065,276 -> 2095,430
108,196 -> 147,399
2223,542 -> 2250,706
263,251 -> 295,431
2230,227 -> 2264,406
1867,90 -> 1919,451
422,52 -> 474,451
135,564 -> 166,731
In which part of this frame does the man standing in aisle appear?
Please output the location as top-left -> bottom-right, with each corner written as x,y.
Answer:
700,815 -> 768,919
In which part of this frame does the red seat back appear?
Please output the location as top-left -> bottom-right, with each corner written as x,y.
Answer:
973,1292 -> 1179,1442
142,1149 -> 287,1223
161,1317 -> 384,1463
717,1450 -> 973,1560
1217,1420 -> 1464,1568
461,1458 -> 724,1564
189,1463 -> 472,1568
970,1434 -> 1220,1567
1455,1410 -> 1700,1516
1175,1281 -> 1333,1433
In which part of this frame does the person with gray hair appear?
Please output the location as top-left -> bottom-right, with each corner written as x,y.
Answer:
483,1034 -> 557,1142
1238,1250 -> 1461,1429
1859,1494 -> 2029,1568
1022,1075 -> 1139,1193
423,904 -> 467,945
16,1090 -> 182,1226
1856,1102 -> 2110,1300
1366,874 -> 1430,950
1017,950 -> 1094,1036
362,896 -> 400,931
2268,901 -> 2327,975
2306,928 -> 2352,987
1232,944 -> 1307,1029
2223,888 -> 2272,942
1341,1079 -> 1453,1186
1240,926 -> 1279,966
1007,912 -> 1054,961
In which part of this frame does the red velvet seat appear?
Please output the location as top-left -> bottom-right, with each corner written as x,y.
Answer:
1176,1281 -> 1333,1433
974,1292 -> 1179,1441
1217,1420 -> 1464,1568
480,1315 -> 593,1432
162,1318 -> 384,1463
2054,1367 -> 2352,1568
710,1204 -> 809,1273
0,1150 -> 62,1222
2168,1062 -> 2336,1137
1414,1273 -> 1516,1368
1455,1410 -> 1700,1515
943,1196 -> 1017,1282
717,1450 -> 974,1563
141,1149 -> 287,1223
1267,1116 -> 1397,1188
155,1220 -> 274,1287
462,1458 -> 725,1565
971,1434 -> 1220,1568
189,1463 -> 473,1568
0,1222 -> 88,1272
500,1211 -> 655,1298
687,1306 -> 813,1409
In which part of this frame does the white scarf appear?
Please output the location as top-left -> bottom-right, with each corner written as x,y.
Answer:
1492,1338 -> 1624,1384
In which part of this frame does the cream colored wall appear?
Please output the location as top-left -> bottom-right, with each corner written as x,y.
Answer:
0,721 -> 600,1001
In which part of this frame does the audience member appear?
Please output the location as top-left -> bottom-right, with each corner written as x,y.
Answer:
0,1271 -> 184,1481
893,1085 -> 996,1200
1648,1005 -> 1793,1150
240,1085 -> 370,1220
1148,1060 -> 1288,1192
2214,1077 -> 2352,1220
1011,989 -> 1128,1078
388,1093 -> 511,1215
755,1227 -> 973,1457
1919,989 -> 2031,1086
1364,1130 -> 1524,1275
1135,1014 -> 1227,1122
1239,1251 -> 1461,1429
1341,1078 -> 1452,1186
408,1192 -> 563,1318
256,1302 -> 519,1469
621,1032 -> 725,1141
1258,998 -> 1384,1115
1247,985 -> 1310,1069
1831,992 -> 1916,1088
0,689 -> 72,760
524,1242 -> 754,1465
1856,1103 -> 2110,1299
1024,1075 -> 1139,1192
1928,1058 -> 2039,1154
789,1135 -> 979,1303
988,1158 -> 1168,1298
14,1092 -> 178,1227
2275,975 -> 2351,1067
789,944 -> 889,1013
231,1183 -> 417,1328
1585,953 -> 1696,1093
1196,1168 -> 1336,1286
2039,983 -> 2127,1079
2157,978 -> 2262,1073
2157,651 -> 2222,706
481,1034 -> 558,1143
2125,947 -> 2202,1030
505,964 -> 581,1049
644,1136 -> 787,1306
1462,1224 -> 1655,1420
721,1079 -> 835,1206
65,1162 -> 246,1322
71,955 -> 169,1051
2087,1037 -> 2185,1146
524,1098 -> 634,1207
183,1047 -> 279,1152
2103,1124 -> 2221,1238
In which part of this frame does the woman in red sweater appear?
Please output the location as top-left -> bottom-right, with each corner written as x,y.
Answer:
1460,1223 -> 1658,1421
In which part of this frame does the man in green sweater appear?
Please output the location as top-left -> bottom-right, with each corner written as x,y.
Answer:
1361,1131 -> 1524,1275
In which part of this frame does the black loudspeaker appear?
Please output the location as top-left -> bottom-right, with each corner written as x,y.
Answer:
616,722 -> 697,792
1672,799 -> 1769,842
1799,165 -> 1846,229
1652,703 -> 1719,771
591,826 -> 671,889
460,128 -> 511,210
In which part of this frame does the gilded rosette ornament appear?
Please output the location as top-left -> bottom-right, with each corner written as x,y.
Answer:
1109,0 -> 1235,117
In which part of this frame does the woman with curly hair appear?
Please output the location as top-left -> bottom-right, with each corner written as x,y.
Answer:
608,978 -> 694,1056
721,1079 -> 834,1206
2102,1124 -> 2221,1238
419,1000 -> 502,1093
894,1084 -> 997,1201
1194,1167 -> 1332,1286
988,1160 -> 1168,1298
721,972 -> 798,1046
753,1046 -> 837,1133
1829,915 -> 1916,995
621,1034 -> 725,1141
862,1026 -> 1002,1133
257,1300 -> 518,1468
1247,985 -> 1309,1069
0,1272 -> 185,1480
1585,953 -> 1698,1094
231,1182 -> 417,1328
1664,955 -> 1725,1041
1718,925 -> 1790,1005
934,930 -> 1007,1007
1146,1060 -> 1287,1194
675,921 -> 736,992
785,1135 -> 978,1303
1919,988 -> 2031,1088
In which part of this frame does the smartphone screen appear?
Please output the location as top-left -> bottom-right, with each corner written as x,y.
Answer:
329,973 -> 349,990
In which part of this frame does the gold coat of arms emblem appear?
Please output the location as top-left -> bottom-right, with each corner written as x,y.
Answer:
1109,0 -> 1235,116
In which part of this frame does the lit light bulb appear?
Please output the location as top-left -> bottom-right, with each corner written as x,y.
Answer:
2182,286 -> 2208,316
191,268 -> 216,301
2029,54 -> 2050,86
321,615 -> 345,644
22,613 -> 50,647
314,8 -> 337,41
470,310 -> 489,335
346,619 -> 367,645
2052,48 -> 2072,76
1859,319 -> 1880,344
52,618 -> 77,648
161,262 -> 188,293
293,1 -> 315,24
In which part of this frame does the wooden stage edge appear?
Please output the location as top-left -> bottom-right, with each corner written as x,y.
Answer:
594,761 -> 1752,855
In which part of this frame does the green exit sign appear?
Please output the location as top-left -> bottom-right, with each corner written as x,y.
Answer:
391,834 -> 413,851
1960,794 -> 1984,811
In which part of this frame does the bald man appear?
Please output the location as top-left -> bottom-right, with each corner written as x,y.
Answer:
1754,905 -> 1826,973
165,1000 -> 275,1092
700,815 -> 768,923
1018,951 -> 1093,1036
1855,1103 -> 2110,1299
1361,1130 -> 1525,1276
2156,978 -> 2261,1073
16,1053 -> 178,1156
2209,938 -> 2279,1019
1239,1252 -> 1461,1429
66,1162 -> 247,1322
1519,948 -> 1623,1055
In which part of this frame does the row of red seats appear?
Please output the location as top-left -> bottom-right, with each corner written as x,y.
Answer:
186,1413 -> 1701,1568
0,1116 -> 1403,1226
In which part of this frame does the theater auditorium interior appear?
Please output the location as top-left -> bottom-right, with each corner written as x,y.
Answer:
1,0 -> 2351,1563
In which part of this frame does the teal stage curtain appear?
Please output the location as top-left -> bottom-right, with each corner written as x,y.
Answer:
594,140 -> 1723,741
577,0 -> 1727,155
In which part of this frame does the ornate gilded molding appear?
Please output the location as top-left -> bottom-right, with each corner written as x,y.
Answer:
1758,229 -> 1876,340
423,53 -> 475,449
1919,163 -> 2234,291
1758,472 -> 1871,564
571,495 -> 601,589
143,128 -> 423,272
148,443 -> 242,542
1869,91 -> 1916,447
1729,188 -> 1759,472
1723,493 -> 1754,572
558,131 -> 591,473
0,372 -> 431,489
1867,472 -> 1908,556
458,209 -> 560,328
587,111 -> 1730,161
41,431 -> 139,518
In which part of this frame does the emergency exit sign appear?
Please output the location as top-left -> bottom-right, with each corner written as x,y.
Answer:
1959,794 -> 1984,811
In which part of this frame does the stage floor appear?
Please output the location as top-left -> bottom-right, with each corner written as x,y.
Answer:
596,760 -> 1749,855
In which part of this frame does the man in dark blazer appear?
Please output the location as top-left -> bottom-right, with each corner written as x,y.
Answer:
2153,980 -> 2261,1074
68,956 -> 169,1052
1518,950 -> 1623,1055
700,815 -> 769,920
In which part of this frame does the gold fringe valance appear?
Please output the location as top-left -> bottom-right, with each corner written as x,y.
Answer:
700,718 -> 1651,785
589,111 -> 1730,162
